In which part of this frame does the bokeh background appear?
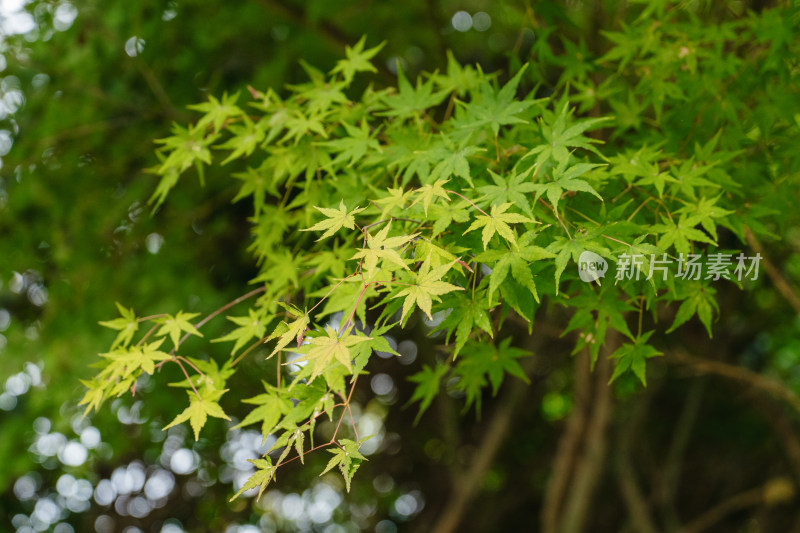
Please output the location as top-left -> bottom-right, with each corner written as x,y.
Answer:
2,1 -> 800,532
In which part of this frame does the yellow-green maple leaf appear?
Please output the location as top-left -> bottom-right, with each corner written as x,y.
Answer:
288,326 -> 370,381
98,302 -> 139,349
394,259 -> 463,321
229,458 -> 276,501
268,313 -> 310,358
301,200 -> 365,241
463,203 -> 533,249
350,222 -> 417,277
155,311 -> 202,350
163,390 -> 230,441
410,179 -> 451,216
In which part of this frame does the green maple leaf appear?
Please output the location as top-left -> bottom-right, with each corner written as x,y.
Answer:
373,186 -> 410,218
78,379 -> 106,416
268,311 -> 310,358
98,338 -> 171,379
98,302 -> 139,349
230,458 -> 276,501
453,338 -> 531,414
608,332 -> 663,386
350,223 -> 417,277
547,229 -> 611,292
524,99 -> 610,166
330,36 -> 385,83
530,161 -> 604,212
233,383 -> 292,440
393,259 -> 463,322
432,293 -> 493,357
289,327 -> 371,382
562,286 -> 636,366
651,214 -> 716,255
410,179 -> 451,216
476,238 -> 555,304
667,282 -> 717,337
477,168 -> 537,217
155,311 -> 203,350
301,200 -> 366,241
212,309 -> 269,355
216,115 -> 265,165
319,439 -> 367,492
321,119 -> 382,167
163,389 -> 231,441
407,363 -> 449,423
169,356 -> 235,392
463,203 -> 534,250
188,91 -> 242,132
380,62 -> 447,118
456,64 -> 542,136
677,195 -> 734,241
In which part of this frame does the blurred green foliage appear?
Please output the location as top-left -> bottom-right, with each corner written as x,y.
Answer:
2,1 -> 800,532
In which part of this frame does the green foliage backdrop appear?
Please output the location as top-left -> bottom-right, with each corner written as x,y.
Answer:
2,1 -> 800,532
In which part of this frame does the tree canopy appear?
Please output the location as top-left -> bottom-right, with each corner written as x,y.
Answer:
2,1 -> 800,532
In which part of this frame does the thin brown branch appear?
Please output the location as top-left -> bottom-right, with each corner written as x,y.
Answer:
560,342 -> 615,533
667,350 -> 800,414
745,226 -> 800,314
541,348 -> 592,533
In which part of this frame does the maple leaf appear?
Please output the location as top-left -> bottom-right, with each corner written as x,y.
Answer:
321,119 -> 382,167
523,99 -> 610,166
463,203 -> 534,250
651,214 -> 716,255
98,338 -> 171,380
230,458 -> 277,501
268,312 -> 310,358
98,302 -> 139,349
455,64 -> 543,135
233,383 -> 292,440
330,36 -> 385,83
667,282 -> 717,337
188,91 -> 242,132
477,168 -> 537,217
432,293 -> 493,357
608,332 -> 663,386
319,439 -> 367,492
406,363 -> 449,423
155,311 -> 202,350
78,379 -> 106,416
288,327 -> 371,382
350,223 -> 417,277
452,338 -> 531,414
372,186 -> 410,218
301,200 -> 366,241
393,259 -> 463,322
163,389 -> 231,441
380,62 -> 447,118
410,179 -> 451,216
212,309 -> 269,355
476,239 -> 555,304
530,161 -> 604,212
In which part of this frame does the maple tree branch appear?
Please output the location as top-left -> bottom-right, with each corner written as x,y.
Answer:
541,348 -> 592,533
667,350 -> 800,414
173,358 -> 202,401
446,190 -> 489,217
745,226 -> 800,315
